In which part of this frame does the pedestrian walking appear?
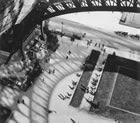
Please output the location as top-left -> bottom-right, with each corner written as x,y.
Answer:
66,56 -> 69,59
95,43 -> 97,47
102,60 -> 106,65
113,51 -> 116,56
48,70 -> 51,74
68,50 -> 71,55
17,99 -> 20,104
22,99 -> 25,104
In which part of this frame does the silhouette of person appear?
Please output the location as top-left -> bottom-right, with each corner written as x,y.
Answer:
22,99 -> 25,104
17,99 -> 20,104
68,50 -> 71,55
66,56 -> 69,59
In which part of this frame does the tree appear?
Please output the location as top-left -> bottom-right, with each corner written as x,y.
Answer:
47,32 -> 59,52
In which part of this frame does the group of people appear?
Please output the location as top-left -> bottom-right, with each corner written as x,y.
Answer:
17,99 -> 25,104
65,50 -> 72,60
94,42 -> 106,53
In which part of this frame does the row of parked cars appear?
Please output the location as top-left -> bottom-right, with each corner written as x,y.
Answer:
114,31 -> 140,40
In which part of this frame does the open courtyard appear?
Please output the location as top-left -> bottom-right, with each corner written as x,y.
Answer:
91,54 -> 140,123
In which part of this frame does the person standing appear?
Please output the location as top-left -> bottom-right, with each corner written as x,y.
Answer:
68,50 -> 71,55
66,56 -> 68,59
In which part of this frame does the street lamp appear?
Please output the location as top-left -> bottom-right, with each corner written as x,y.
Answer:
61,21 -> 64,42
61,21 -> 64,34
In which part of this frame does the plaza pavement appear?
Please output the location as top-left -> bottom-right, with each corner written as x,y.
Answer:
0,36 -> 140,123
0,38 -> 91,123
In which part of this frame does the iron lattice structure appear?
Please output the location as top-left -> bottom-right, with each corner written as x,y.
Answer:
5,0 -> 140,56
34,0 -> 140,20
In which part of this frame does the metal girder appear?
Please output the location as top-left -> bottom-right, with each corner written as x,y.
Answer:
9,0 -> 140,54
86,0 -> 94,7
117,0 -> 121,6
101,0 -> 106,6
133,0 -> 138,7
72,0 -> 81,8
22,0 -> 140,25
61,1 -> 71,9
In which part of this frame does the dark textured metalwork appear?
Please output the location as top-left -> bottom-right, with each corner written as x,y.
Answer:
36,0 -> 140,21
79,0 -> 89,7
137,0 -> 140,8
105,0 -> 117,6
86,0 -> 94,7
65,0 -> 76,9
72,0 -> 81,8
89,0 -> 102,6
6,0 -> 140,57
54,3 -> 65,10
